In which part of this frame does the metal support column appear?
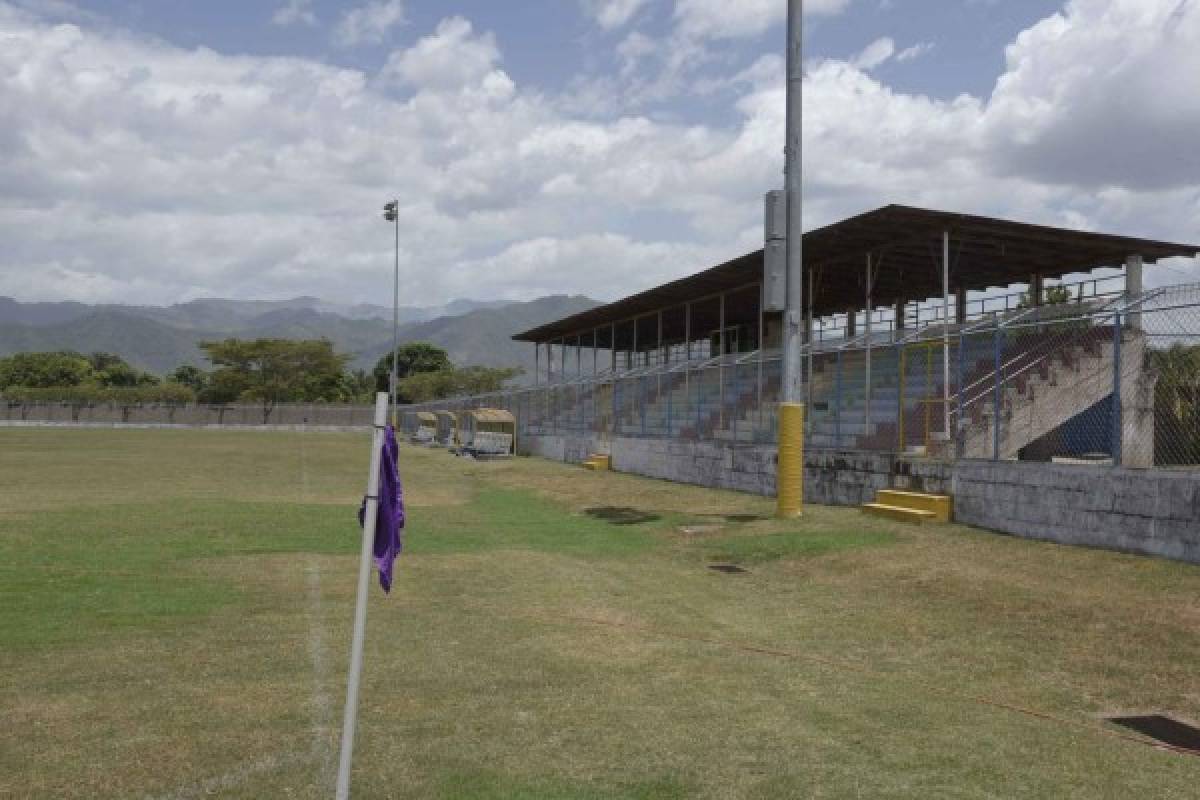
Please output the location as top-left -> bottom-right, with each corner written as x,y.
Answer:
865,253 -> 874,436
896,341 -> 905,451
685,301 -> 692,436
1112,310 -> 1123,465
992,319 -> 1003,460
611,322 -> 617,437
657,309 -> 664,425
757,284 -> 765,438
942,231 -> 951,441
835,348 -> 843,448
719,292 -> 726,431
806,269 -> 815,430
956,329 -> 965,459
611,323 -> 617,373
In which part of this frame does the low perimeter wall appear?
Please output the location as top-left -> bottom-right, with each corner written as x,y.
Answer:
519,433 -> 1200,564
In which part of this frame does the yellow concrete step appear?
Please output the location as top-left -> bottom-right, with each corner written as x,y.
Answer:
582,454 -> 610,471
875,489 -> 953,522
861,502 -> 937,525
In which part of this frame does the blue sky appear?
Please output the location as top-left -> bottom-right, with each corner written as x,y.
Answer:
77,1 -> 1066,108
0,0 -> 1197,306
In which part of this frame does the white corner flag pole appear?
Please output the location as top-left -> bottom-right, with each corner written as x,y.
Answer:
335,391 -> 389,799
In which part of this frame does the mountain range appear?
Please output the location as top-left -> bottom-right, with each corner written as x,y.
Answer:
0,294 -> 599,379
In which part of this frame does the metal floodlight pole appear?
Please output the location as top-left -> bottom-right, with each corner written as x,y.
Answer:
383,200 -> 400,426
775,0 -> 806,519
782,0 -> 805,405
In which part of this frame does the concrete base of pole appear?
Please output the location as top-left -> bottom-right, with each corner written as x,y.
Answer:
776,402 -> 805,518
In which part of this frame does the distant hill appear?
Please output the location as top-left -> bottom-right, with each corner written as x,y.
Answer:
0,294 -> 600,376
0,312 -> 213,372
0,296 -> 93,327
380,295 -> 600,379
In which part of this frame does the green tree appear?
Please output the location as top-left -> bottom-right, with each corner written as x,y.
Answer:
168,365 -> 210,394
343,369 -> 375,402
1018,284 -> 1073,309
396,365 -> 521,403
1151,343 -> 1200,465
372,342 -> 452,392
0,351 -> 92,389
199,338 -> 351,422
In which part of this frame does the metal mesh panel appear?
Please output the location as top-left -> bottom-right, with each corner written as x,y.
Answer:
390,282 -> 1200,469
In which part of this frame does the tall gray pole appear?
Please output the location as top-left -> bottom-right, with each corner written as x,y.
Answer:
390,198 -> 400,423
781,0 -> 804,403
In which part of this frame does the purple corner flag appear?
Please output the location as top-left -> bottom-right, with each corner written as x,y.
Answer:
359,425 -> 405,593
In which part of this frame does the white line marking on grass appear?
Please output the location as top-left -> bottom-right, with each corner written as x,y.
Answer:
148,563 -> 335,800
147,751 -> 307,800
306,558 -> 336,788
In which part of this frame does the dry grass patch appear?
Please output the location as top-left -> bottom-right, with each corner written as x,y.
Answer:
3,429 -> 1200,798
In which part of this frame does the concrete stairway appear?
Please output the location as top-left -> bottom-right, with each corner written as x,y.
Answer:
862,489 -> 953,525
957,329 -> 1147,461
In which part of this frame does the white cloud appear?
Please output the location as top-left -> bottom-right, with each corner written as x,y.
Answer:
850,37 -> 894,70
379,16 -> 503,92
895,41 -> 933,62
983,0 -> 1200,191
333,0 -> 405,48
583,0 -> 650,31
272,0 -> 315,27
0,0 -> 1197,312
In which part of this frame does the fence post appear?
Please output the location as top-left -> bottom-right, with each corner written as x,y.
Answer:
666,369 -> 674,436
956,330 -> 965,459
732,361 -> 739,443
896,342 -> 905,451
640,374 -> 646,436
835,349 -> 843,449
1112,310 -> 1123,466
992,318 -> 1002,461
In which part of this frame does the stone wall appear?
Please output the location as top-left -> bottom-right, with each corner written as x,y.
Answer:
953,461 -> 1200,563
517,431 -> 1200,565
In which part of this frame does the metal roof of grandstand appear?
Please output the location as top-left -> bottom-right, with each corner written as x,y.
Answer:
512,204 -> 1199,343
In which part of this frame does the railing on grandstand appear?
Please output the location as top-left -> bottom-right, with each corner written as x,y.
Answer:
407,280 -> 1200,469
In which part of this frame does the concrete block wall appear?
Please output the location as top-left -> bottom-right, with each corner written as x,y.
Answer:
518,430 -> 1200,566
953,461 -> 1200,563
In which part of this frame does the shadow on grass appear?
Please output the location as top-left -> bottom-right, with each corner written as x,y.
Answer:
583,507 -> 662,525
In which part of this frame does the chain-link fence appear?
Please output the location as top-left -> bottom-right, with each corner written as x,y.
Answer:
410,281 -> 1200,469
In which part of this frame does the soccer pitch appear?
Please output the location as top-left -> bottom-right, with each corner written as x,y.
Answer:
2,428 -> 1198,798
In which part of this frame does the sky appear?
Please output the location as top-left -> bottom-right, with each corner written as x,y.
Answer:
0,0 -> 1198,307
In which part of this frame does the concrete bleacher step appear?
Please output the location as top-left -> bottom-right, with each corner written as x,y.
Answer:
862,489 -> 953,525
861,502 -> 937,525
582,453 -> 610,471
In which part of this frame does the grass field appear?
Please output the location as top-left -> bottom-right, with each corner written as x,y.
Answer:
2,428 -> 1199,798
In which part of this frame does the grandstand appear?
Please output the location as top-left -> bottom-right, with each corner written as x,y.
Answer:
407,204 -> 1200,562
510,204 -> 1197,467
